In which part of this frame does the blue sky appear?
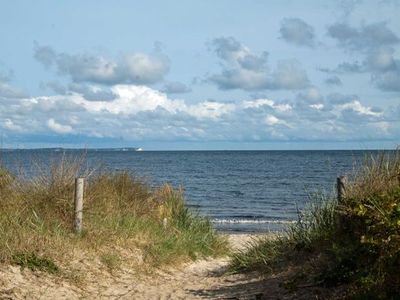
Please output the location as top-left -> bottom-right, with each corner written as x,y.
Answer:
0,0 -> 399,149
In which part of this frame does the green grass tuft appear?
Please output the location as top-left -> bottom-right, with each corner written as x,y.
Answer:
100,252 -> 121,272
12,253 -> 59,274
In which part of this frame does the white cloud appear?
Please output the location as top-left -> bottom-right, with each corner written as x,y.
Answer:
280,18 -> 316,47
209,37 -> 309,91
34,45 -> 169,85
327,22 -> 399,51
78,85 -> 185,115
242,98 -> 292,112
265,115 -> 280,125
186,101 -> 235,120
323,21 -> 400,93
161,81 -> 191,94
340,100 -> 382,116
310,103 -> 324,110
4,119 -> 23,132
0,81 -> 27,99
242,98 -> 274,109
366,47 -> 396,71
47,118 -> 73,134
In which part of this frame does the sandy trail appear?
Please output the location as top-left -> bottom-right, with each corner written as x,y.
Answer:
0,234 -> 290,300
120,234 -> 269,300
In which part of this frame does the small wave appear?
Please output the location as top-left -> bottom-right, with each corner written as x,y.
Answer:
211,218 -> 296,224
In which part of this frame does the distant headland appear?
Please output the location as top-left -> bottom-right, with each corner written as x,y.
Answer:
0,147 -> 144,152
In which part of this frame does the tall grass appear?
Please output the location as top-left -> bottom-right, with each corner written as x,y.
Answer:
231,151 -> 400,298
0,154 -> 227,275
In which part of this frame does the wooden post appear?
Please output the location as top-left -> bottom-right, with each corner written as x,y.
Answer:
337,176 -> 347,203
74,177 -> 84,234
163,217 -> 168,229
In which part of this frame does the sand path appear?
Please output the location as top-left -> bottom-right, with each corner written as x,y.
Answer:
0,234 -> 290,300
116,234 -> 269,300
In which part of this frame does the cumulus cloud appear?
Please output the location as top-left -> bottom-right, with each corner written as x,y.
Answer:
327,93 -> 358,105
367,47 -> 400,91
68,83 -> 117,101
161,81 -> 192,94
352,47 -> 400,92
209,37 -> 309,90
0,81 -> 26,98
365,46 -> 397,71
318,61 -> 364,74
322,21 -> 400,92
271,61 -> 309,89
374,70 -> 400,91
327,22 -> 399,51
41,81 -> 118,101
41,81 -> 67,95
279,18 -> 316,47
297,87 -> 324,104
335,0 -> 364,19
339,100 -> 383,123
34,45 -> 169,85
320,48 -> 400,84
336,61 -> 365,73
325,76 -> 342,86
47,118 -> 73,134
0,69 -> 27,99
3,119 -> 23,132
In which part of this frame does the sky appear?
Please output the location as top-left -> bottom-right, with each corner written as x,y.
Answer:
0,0 -> 399,150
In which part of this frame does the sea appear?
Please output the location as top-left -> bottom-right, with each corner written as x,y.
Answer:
0,149 -> 382,232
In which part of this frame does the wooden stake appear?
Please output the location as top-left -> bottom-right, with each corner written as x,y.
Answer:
74,177 -> 84,234
337,176 -> 347,203
163,217 -> 168,229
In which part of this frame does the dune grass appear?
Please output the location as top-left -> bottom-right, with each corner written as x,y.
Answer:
0,154 -> 227,276
231,151 -> 400,298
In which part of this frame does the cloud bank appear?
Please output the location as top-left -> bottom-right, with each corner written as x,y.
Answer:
1,84 -> 396,145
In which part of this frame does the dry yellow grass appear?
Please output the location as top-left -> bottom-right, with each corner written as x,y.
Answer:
0,154 -> 227,277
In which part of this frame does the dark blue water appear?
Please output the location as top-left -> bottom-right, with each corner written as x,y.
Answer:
0,150 -> 377,232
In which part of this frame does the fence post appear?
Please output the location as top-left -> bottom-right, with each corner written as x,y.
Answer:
163,217 -> 168,229
74,177 -> 84,234
337,176 -> 347,203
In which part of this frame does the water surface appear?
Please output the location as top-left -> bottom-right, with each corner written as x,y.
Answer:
0,150 -> 377,232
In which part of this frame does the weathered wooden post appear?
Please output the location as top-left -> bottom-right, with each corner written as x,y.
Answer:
337,176 -> 347,203
163,217 -> 168,229
74,177 -> 84,234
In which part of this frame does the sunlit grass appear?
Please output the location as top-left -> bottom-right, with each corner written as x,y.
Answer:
0,154 -> 228,276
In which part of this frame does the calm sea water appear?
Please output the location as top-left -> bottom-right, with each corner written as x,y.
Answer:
0,150 -> 379,232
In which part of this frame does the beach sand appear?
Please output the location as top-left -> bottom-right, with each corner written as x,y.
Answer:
0,234 -> 303,300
